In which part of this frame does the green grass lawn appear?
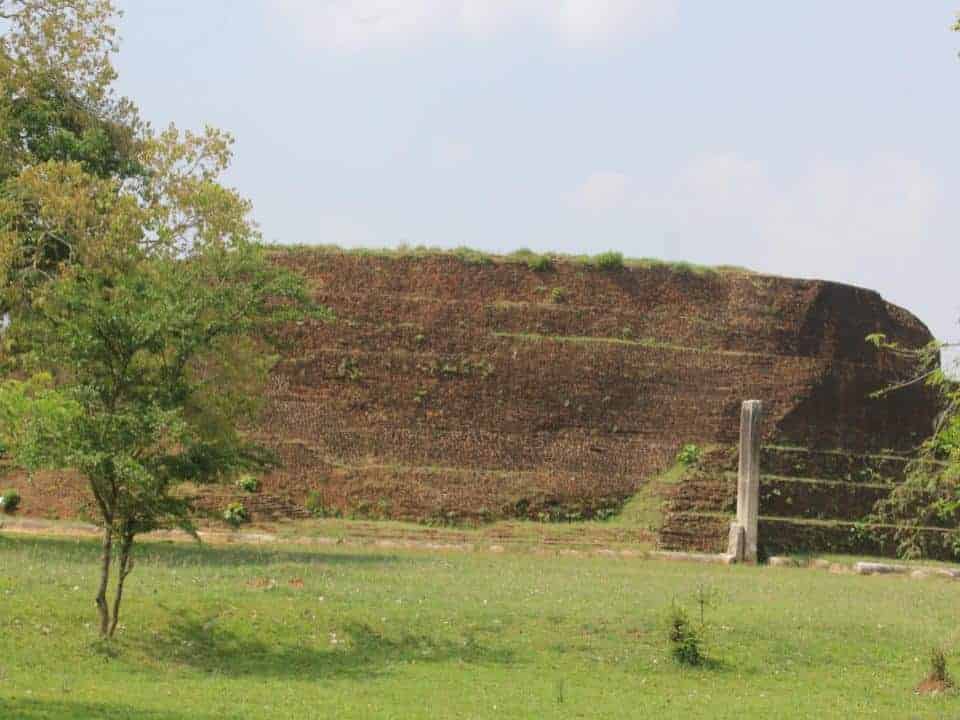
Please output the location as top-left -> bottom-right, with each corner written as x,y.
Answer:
1,533 -> 959,719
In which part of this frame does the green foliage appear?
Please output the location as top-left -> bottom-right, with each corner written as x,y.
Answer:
222,502 -> 248,527
527,254 -> 553,272
451,246 -> 492,266
0,488 -> 20,513
677,444 -> 702,467
281,244 -> 745,276
236,475 -> 259,493
336,357 -> 363,382
550,287 -> 567,304
594,251 -> 624,271
0,0 -> 332,637
929,647 -> 952,685
868,333 -> 960,559
507,248 -> 552,271
667,604 -> 703,666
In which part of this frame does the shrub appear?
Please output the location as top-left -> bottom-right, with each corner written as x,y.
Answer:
667,605 -> 703,666
223,502 -> 248,527
550,287 -> 568,304
336,357 -> 363,382
594,251 -> 624,271
0,489 -> 21,513
677,444 -> 702,467
528,255 -> 553,272
452,247 -> 493,266
930,647 -> 953,685
236,475 -> 259,493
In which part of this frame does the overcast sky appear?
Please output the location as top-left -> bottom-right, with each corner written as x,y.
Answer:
115,1 -> 959,360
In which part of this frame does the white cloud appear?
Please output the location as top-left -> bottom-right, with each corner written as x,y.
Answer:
550,0 -> 678,46
663,151 -> 941,276
567,151 -> 943,302
570,171 -> 633,212
272,0 -> 678,51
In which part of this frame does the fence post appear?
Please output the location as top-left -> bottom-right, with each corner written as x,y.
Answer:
728,400 -> 763,563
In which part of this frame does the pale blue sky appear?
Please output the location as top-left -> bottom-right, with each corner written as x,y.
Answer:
115,1 -> 959,355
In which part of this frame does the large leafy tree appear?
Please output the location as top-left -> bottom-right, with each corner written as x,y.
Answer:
0,1 -> 329,637
0,0 -> 145,309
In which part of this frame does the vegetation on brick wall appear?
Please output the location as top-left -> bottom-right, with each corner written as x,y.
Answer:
275,243 -> 745,275
868,332 -> 960,559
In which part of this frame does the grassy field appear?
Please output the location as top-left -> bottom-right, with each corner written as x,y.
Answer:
1,533 -> 959,719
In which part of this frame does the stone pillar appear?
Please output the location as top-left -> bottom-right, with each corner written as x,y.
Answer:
735,400 -> 763,563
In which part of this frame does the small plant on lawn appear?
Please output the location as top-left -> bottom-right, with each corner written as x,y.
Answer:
929,647 -> 953,686
236,475 -> 259,493
223,502 -> 249,527
667,604 -> 703,666
0,489 -> 20,513
677,444 -> 702,467
594,251 -> 624,271
693,582 -> 720,627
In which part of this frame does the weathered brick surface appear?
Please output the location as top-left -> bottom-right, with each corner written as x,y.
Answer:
657,446 -> 939,558
256,252 -> 938,525
6,251 -> 941,528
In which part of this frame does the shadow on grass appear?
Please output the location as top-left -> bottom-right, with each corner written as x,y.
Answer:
136,612 -> 517,681
0,698 -> 210,720
0,534 -> 407,569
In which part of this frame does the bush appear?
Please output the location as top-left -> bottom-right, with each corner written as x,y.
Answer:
594,251 -> 624,271
336,357 -> 363,382
930,647 -> 953,685
0,489 -> 20,513
677,444 -> 702,467
527,255 -> 553,272
222,502 -> 248,527
236,475 -> 259,493
667,605 -> 703,666
550,287 -> 567,304
451,247 -> 493,266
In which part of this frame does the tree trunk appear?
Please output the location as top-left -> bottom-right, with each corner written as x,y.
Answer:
108,534 -> 134,639
96,527 -> 113,637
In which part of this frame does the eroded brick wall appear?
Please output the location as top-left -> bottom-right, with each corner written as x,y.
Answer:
256,251 -> 939,524
7,250 -> 939,527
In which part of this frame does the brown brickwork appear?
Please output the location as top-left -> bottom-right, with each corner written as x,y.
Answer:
5,250 -> 941,535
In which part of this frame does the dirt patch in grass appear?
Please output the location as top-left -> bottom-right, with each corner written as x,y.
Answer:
915,677 -> 953,696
